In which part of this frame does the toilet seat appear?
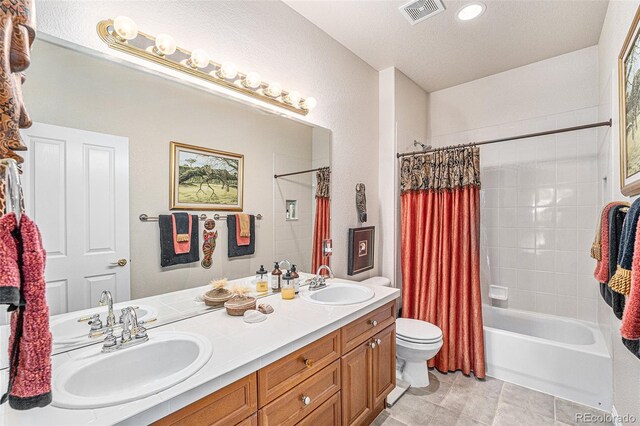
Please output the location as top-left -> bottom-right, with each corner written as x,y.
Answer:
396,318 -> 443,344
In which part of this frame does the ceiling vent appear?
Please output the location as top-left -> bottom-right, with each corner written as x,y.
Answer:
399,0 -> 445,25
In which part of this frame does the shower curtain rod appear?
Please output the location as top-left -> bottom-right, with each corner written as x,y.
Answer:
274,166 -> 329,179
396,119 -> 612,159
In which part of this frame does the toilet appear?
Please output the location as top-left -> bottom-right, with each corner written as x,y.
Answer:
395,318 -> 443,387
361,276 -> 444,388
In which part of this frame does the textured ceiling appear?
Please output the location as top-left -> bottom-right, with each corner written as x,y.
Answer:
284,0 -> 609,92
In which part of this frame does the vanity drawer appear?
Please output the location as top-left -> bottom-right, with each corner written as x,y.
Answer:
153,373 -> 257,426
296,391 -> 341,426
341,301 -> 396,355
258,330 -> 340,406
258,360 -> 341,426
238,414 -> 258,426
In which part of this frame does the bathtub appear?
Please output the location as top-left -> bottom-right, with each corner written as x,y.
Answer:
483,305 -> 612,410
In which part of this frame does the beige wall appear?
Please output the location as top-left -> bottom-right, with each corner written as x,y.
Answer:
36,0 -> 380,281
24,40 -> 319,298
597,0 -> 640,421
378,68 -> 429,291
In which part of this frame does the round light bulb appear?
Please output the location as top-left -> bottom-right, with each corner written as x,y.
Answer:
113,16 -> 138,41
219,62 -> 238,80
266,82 -> 282,98
301,97 -> 317,110
286,90 -> 301,105
188,49 -> 210,68
456,2 -> 486,21
243,72 -> 262,89
154,34 -> 176,56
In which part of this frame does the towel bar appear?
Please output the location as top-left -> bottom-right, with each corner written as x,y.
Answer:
139,213 -> 263,222
214,213 -> 263,220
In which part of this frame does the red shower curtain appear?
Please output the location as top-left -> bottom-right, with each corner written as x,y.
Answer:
312,168 -> 331,274
312,197 -> 330,273
400,148 -> 485,378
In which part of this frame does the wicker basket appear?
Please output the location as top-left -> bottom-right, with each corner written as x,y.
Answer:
203,288 -> 232,307
224,296 -> 257,316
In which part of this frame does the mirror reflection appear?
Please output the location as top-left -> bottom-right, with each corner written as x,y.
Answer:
0,39 -> 331,365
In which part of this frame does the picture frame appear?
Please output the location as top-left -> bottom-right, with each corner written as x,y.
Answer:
348,226 -> 375,275
618,6 -> 640,196
170,141 -> 244,211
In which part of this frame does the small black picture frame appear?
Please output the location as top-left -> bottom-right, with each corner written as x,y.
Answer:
348,226 -> 375,275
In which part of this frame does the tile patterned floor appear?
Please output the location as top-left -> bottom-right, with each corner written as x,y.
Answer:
373,369 -> 613,426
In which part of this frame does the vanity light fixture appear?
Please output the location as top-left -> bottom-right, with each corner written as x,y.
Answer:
265,82 -> 282,98
97,17 -> 316,115
112,16 -> 138,41
284,90 -> 301,106
218,61 -> 238,80
243,72 -> 262,89
456,2 -> 486,21
153,34 -> 177,56
187,48 -> 210,69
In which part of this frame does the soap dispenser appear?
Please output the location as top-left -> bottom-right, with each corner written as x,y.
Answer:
271,262 -> 282,293
281,270 -> 295,300
256,265 -> 269,293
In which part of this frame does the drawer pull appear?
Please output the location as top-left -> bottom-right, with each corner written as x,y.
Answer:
375,338 -> 381,345
369,341 -> 377,349
302,395 -> 311,405
370,320 -> 378,327
304,358 -> 314,368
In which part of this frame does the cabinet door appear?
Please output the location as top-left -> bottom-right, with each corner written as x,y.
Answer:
296,391 -> 341,426
341,342 -> 372,426
371,325 -> 396,408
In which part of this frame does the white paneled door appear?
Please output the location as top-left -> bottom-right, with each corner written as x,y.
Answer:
19,123 -> 130,316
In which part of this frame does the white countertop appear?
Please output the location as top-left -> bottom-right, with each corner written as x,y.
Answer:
0,280 -> 400,425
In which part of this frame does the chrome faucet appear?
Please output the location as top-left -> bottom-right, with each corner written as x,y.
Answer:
99,290 -> 116,328
102,306 -> 148,353
309,265 -> 334,291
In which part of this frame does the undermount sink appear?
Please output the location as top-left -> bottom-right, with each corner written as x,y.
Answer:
50,304 -> 158,345
300,283 -> 375,305
52,331 -> 212,409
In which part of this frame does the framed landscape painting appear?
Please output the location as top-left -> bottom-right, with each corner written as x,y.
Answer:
170,142 -> 244,211
619,6 -> 640,196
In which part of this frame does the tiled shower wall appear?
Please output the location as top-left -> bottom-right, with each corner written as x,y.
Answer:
430,107 -> 600,321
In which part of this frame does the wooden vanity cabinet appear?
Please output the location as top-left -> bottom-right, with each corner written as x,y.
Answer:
341,323 -> 396,426
154,301 -> 396,426
152,373 -> 257,426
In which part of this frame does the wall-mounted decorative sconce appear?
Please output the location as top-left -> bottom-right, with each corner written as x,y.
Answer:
97,17 -> 317,116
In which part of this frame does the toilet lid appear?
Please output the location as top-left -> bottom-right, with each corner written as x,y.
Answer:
396,318 -> 442,343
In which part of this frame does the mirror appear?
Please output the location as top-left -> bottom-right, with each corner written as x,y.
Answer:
0,38 -> 331,367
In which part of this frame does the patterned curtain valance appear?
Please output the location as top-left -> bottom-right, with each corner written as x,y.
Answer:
316,167 -> 331,198
400,146 -> 480,193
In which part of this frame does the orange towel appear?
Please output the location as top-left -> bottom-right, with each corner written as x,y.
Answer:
172,213 -> 192,254
236,214 -> 250,246
238,214 -> 250,238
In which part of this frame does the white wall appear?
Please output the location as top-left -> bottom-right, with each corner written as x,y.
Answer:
429,46 -> 599,138
378,68 -> 429,290
35,0 -> 380,280
596,0 -> 640,421
428,47 -> 600,320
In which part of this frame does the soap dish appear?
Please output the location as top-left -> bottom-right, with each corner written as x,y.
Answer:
244,310 -> 267,323
203,288 -> 232,307
224,296 -> 257,316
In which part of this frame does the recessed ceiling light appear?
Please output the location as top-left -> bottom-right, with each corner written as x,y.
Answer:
456,2 -> 486,21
